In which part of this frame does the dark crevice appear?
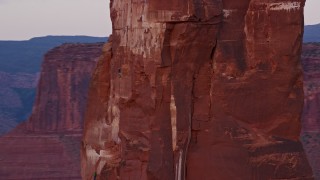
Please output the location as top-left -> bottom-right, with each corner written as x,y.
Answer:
210,40 -> 218,59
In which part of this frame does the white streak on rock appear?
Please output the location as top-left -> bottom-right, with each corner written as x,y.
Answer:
223,9 -> 235,18
177,150 -> 183,180
170,94 -> 177,151
269,2 -> 300,11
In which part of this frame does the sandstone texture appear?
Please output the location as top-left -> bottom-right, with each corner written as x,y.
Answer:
301,43 -> 320,179
0,43 -> 103,179
82,0 -> 314,179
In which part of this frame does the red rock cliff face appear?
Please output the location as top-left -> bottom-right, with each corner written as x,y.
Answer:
26,43 -> 102,132
82,1 -> 314,179
301,43 -> 320,179
0,43 -> 103,179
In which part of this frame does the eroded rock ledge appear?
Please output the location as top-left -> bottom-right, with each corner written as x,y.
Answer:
82,0 -> 314,179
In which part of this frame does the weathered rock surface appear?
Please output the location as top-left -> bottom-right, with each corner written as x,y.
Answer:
26,43 -> 102,133
82,0 -> 314,179
301,43 -> 320,179
0,43 -> 103,179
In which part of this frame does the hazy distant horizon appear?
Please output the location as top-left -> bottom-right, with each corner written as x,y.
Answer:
0,0 -> 319,40
0,0 -> 111,40
0,34 -> 109,41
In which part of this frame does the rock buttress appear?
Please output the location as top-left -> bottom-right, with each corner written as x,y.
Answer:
82,0 -> 314,179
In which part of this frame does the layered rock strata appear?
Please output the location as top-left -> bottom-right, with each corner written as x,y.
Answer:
0,43 -> 103,179
26,43 -> 103,132
82,0 -> 314,179
301,43 -> 320,179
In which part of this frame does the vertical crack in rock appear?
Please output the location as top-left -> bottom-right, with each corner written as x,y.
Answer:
81,42 -> 122,179
82,0 -> 314,179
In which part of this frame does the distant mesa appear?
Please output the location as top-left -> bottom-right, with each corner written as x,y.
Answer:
0,35 -> 107,73
26,42 -> 104,133
0,36 -> 107,135
304,23 -> 320,42
0,42 -> 104,179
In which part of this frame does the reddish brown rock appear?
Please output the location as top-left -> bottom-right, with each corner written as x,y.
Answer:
0,43 -> 103,179
0,132 -> 82,180
301,43 -> 320,179
26,43 -> 102,133
82,0 -> 313,179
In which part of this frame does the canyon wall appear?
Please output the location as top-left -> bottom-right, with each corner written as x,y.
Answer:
0,36 -> 106,135
82,0 -> 314,179
26,43 -> 102,132
301,43 -> 320,179
0,43 -> 103,179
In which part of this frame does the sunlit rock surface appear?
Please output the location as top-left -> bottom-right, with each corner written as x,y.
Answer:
82,0 -> 314,179
0,43 -> 103,179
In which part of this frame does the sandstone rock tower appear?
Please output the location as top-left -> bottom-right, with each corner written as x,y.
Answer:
82,0 -> 314,179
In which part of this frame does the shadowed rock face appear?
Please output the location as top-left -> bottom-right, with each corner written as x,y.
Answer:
0,43 -> 103,179
0,72 -> 39,135
82,0 -> 314,179
301,43 -> 320,179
